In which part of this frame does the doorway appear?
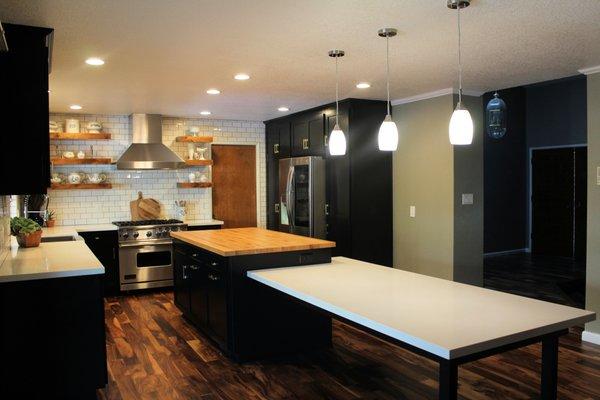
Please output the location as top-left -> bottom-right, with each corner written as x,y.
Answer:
530,146 -> 587,259
211,144 -> 258,228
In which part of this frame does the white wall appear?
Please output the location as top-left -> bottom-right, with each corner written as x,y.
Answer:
48,114 -> 266,226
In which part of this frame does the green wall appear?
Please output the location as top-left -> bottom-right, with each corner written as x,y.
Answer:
391,94 -> 483,285
585,72 -> 600,338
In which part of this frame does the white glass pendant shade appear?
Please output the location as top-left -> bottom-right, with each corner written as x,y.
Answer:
449,105 -> 473,145
378,115 -> 399,151
329,124 -> 347,156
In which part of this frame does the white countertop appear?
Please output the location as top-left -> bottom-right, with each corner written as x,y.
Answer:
185,219 -> 224,226
43,224 -> 117,239
0,238 -> 104,283
247,257 -> 596,360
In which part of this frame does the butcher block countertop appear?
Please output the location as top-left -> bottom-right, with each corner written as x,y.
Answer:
170,227 -> 335,257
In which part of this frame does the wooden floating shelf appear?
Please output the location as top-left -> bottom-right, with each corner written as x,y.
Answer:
50,183 -> 112,190
177,182 -> 212,189
175,136 -> 213,143
185,159 -> 213,166
50,132 -> 111,140
51,157 -> 112,165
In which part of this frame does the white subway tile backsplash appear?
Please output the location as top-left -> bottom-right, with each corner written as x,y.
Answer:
49,114 -> 266,227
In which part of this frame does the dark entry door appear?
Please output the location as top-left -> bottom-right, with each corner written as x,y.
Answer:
531,147 -> 587,258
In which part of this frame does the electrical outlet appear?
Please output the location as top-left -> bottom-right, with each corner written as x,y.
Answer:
462,193 -> 474,205
409,206 -> 416,218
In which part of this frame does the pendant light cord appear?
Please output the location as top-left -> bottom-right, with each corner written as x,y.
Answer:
335,55 -> 339,125
457,3 -> 463,104
386,35 -> 391,116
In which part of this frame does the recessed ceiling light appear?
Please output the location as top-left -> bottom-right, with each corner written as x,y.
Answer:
213,128 -> 221,131
206,89 -> 220,95
356,82 -> 371,89
200,111 -> 211,116
69,104 -> 82,110
278,107 -> 290,112
85,57 -> 105,66
234,73 -> 250,80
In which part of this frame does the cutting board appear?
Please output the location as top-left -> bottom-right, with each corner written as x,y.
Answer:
130,191 -> 161,221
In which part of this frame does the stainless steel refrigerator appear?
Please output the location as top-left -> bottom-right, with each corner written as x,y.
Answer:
278,156 -> 326,239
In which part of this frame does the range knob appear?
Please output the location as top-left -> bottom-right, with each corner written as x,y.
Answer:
133,232 -> 139,238
122,232 -> 129,239
146,231 -> 153,237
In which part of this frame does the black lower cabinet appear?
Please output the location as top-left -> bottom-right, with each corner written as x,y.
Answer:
187,224 -> 222,231
173,240 -> 332,361
78,230 -> 120,296
0,275 -> 107,399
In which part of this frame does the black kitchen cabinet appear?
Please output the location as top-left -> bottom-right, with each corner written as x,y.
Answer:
265,99 -> 392,266
0,24 -> 53,194
78,230 -> 120,296
187,224 -> 222,231
173,240 -> 332,361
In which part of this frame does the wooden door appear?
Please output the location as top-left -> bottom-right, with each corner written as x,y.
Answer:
531,147 -> 585,257
212,145 -> 257,228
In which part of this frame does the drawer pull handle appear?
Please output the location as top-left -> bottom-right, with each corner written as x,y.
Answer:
274,203 -> 280,213
211,262 -> 218,267
208,274 -> 219,281
302,138 -> 309,149
274,143 -> 280,154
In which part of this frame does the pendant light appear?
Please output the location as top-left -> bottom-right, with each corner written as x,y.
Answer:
328,49 -> 347,156
377,28 -> 399,151
448,0 -> 473,145
486,91 -> 507,139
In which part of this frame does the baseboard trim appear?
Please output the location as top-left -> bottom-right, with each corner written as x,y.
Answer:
484,248 -> 528,257
582,330 -> 600,345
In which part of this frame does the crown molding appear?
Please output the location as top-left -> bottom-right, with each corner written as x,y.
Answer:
578,65 -> 600,75
391,88 -> 484,106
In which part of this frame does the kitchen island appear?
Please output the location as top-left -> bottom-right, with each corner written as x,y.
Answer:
0,238 -> 107,399
170,227 -> 336,360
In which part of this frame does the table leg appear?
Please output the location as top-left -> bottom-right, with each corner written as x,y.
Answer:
541,335 -> 559,400
439,360 -> 458,400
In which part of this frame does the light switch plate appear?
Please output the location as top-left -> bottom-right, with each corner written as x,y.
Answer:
462,193 -> 474,205
409,206 -> 416,218
597,166 -> 600,185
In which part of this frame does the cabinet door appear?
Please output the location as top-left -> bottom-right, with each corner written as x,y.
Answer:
0,24 -> 52,194
291,119 -> 309,156
78,231 -> 119,296
173,249 -> 191,315
308,116 -> 325,156
266,124 -> 280,230
278,122 -> 291,158
189,262 -> 208,327
207,263 -> 228,346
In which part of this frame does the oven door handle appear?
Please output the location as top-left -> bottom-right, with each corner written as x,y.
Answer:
118,240 -> 173,248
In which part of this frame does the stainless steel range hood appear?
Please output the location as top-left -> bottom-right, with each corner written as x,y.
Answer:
117,114 -> 185,170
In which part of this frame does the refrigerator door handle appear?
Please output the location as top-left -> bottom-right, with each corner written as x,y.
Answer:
286,165 -> 294,229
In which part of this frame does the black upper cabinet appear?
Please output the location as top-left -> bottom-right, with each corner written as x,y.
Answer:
0,24 -> 53,195
265,99 -> 393,266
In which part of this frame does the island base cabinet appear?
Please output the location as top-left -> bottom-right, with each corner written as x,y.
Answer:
173,240 -> 332,361
0,275 -> 107,399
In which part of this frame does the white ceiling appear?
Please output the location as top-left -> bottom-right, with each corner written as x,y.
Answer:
1,0 -> 599,121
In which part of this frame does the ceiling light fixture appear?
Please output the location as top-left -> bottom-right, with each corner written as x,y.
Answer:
206,89 -> 220,95
356,82 -> 371,89
85,57 -> 104,66
69,104 -> 82,110
200,111 -> 211,116
448,0 -> 473,145
234,73 -> 250,80
278,106 -> 290,112
328,49 -> 347,156
377,28 -> 399,151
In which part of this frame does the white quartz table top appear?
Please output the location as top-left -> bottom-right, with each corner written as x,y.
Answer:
0,239 -> 104,283
247,257 -> 595,360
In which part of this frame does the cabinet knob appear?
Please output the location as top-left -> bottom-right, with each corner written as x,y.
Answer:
211,262 -> 218,267
302,138 -> 309,150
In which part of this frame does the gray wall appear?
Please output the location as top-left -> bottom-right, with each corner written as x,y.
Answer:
585,72 -> 600,337
453,95 -> 484,286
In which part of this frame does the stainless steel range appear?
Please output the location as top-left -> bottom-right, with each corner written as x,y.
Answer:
113,219 -> 187,291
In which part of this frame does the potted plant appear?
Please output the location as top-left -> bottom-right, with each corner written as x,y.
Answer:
10,217 -> 43,248
45,210 -> 56,227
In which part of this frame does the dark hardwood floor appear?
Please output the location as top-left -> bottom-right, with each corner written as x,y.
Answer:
98,291 -> 600,400
484,252 -> 585,308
